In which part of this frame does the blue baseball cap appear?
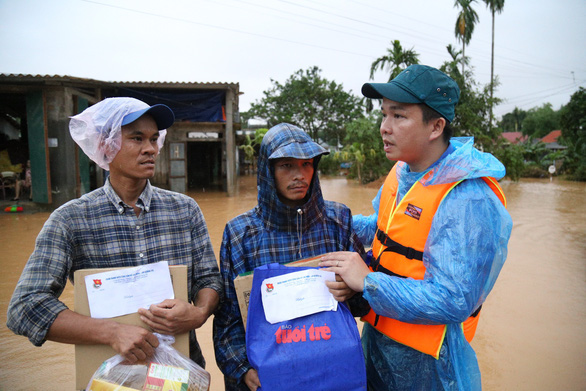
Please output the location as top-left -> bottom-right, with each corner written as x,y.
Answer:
362,64 -> 460,122
121,102 -> 175,130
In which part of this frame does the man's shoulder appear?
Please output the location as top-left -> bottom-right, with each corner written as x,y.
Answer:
150,186 -> 198,207
225,207 -> 259,230
322,199 -> 351,215
53,187 -> 107,213
320,200 -> 352,228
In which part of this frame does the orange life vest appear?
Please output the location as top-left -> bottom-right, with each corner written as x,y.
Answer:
361,163 -> 506,359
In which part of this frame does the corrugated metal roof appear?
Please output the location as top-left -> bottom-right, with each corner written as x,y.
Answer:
0,73 -> 238,88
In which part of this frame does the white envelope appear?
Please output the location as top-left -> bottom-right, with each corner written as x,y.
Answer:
261,269 -> 338,324
84,261 -> 174,318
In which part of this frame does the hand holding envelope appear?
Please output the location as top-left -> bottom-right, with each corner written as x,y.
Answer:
260,269 -> 338,324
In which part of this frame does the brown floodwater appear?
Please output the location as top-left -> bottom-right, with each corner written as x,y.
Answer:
1,175 -> 585,390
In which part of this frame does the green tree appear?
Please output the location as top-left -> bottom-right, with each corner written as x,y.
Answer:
522,103 -> 560,138
339,114 -> 394,183
492,141 -> 525,181
482,0 -> 505,133
239,128 -> 268,174
440,47 -> 501,151
559,87 -> 586,180
369,40 -> 420,82
366,40 -> 420,113
248,66 -> 363,145
454,0 -> 479,77
498,107 -> 527,132
441,44 -> 468,84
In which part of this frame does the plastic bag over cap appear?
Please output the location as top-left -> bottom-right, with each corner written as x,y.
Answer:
69,97 -> 170,171
85,333 -> 210,391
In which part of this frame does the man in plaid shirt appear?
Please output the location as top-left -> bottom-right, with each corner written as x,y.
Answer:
213,123 -> 365,390
7,97 -> 222,368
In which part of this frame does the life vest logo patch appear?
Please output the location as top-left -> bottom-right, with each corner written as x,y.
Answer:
405,203 -> 422,220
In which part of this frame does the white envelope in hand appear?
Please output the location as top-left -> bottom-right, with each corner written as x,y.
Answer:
261,269 -> 338,324
84,261 -> 174,318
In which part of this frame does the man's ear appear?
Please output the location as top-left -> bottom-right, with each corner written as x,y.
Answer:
428,117 -> 446,142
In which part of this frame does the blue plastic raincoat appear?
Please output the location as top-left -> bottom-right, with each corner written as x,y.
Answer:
353,137 -> 512,390
213,123 -> 364,390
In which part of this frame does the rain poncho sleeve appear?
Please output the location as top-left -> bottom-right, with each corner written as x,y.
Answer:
357,137 -> 512,390
352,185 -> 382,247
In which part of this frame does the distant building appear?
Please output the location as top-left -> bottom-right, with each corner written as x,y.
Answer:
501,131 -> 529,145
539,130 -> 566,151
0,74 -> 241,207
500,130 -> 566,151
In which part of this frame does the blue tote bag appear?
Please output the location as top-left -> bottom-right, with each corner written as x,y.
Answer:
246,263 -> 366,391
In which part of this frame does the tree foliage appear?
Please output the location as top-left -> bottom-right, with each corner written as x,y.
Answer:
498,107 -> 527,132
239,128 -> 268,173
492,141 -> 524,181
522,103 -> 560,138
559,87 -> 586,180
338,114 -> 394,184
440,46 -> 501,151
482,0 -> 505,132
369,40 -> 420,82
247,66 -> 364,146
454,0 -> 479,75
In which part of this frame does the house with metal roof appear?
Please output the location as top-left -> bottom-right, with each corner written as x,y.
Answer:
0,74 -> 241,207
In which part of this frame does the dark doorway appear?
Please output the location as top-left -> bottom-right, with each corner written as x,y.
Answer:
187,141 -> 223,191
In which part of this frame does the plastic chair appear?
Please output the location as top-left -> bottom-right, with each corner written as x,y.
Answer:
0,172 -> 17,200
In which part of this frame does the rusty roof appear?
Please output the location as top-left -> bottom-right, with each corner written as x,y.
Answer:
0,73 -> 239,89
501,132 -> 529,144
540,130 -> 562,144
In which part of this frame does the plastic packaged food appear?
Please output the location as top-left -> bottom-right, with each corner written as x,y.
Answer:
86,334 -> 210,391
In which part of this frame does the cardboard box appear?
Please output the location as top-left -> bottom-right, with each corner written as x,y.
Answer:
234,255 -> 325,329
74,265 -> 190,390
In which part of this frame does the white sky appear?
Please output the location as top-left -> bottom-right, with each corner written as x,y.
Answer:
1,0 -> 585,120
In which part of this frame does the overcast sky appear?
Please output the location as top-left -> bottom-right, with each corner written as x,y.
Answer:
1,0 -> 585,120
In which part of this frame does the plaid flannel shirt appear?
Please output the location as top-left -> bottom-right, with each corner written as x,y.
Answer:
7,179 -> 222,367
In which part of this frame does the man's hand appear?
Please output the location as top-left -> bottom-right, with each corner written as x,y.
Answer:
109,322 -> 159,363
325,274 -> 357,302
138,288 -> 219,335
139,299 -> 204,335
244,368 -> 262,391
319,251 -> 370,292
46,309 -> 159,364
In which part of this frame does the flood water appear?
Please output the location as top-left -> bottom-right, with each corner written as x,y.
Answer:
1,175 -> 585,390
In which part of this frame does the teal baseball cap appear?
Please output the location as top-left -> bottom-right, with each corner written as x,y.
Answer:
362,64 -> 460,122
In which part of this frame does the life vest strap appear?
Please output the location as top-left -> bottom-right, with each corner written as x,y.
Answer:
375,228 -> 423,261
470,305 -> 482,318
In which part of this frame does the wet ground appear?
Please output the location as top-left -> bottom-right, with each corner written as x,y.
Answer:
1,175 -> 585,390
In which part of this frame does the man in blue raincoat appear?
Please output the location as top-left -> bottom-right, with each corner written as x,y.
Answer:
320,65 -> 513,390
213,123 -> 365,391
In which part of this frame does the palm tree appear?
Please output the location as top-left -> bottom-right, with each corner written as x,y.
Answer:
454,0 -> 479,77
440,44 -> 469,83
369,40 -> 420,82
483,0 -> 505,131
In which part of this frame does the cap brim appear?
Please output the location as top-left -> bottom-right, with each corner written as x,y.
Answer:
362,82 -> 422,104
268,141 -> 329,160
122,104 -> 175,130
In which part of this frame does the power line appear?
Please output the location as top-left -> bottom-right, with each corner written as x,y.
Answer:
78,0 -> 374,59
